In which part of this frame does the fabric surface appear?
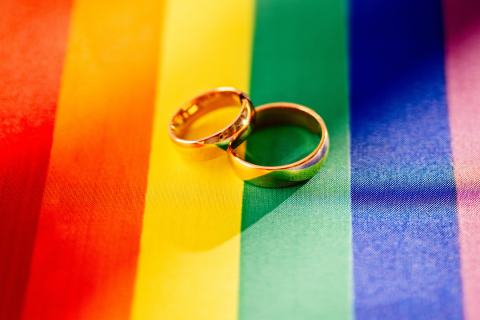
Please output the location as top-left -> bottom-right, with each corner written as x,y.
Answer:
350,0 -> 462,318
1,0 -> 479,319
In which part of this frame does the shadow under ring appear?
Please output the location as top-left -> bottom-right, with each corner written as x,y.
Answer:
228,103 -> 329,188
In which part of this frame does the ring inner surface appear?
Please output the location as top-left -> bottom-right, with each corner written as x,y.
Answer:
253,107 -> 321,134
233,106 -> 322,166
170,91 -> 243,139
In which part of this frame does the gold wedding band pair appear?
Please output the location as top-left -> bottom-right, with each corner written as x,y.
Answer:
168,87 -> 329,188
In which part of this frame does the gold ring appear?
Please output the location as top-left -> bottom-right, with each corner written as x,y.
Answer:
168,87 -> 255,161
228,103 -> 329,188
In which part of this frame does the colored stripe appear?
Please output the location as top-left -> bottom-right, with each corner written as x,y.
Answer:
239,0 -> 352,318
443,0 -> 480,318
21,0 -> 162,318
0,1 -> 71,319
350,0 -> 463,318
130,0 -> 253,319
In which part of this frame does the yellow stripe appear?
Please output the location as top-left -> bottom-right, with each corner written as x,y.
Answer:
131,0 -> 254,319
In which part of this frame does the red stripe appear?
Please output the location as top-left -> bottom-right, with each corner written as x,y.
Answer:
20,0 -> 162,318
0,1 -> 71,319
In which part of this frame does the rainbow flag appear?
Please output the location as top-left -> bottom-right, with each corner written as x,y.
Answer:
1,0 -> 479,319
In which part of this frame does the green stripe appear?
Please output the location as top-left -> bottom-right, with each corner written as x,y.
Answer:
239,0 -> 352,318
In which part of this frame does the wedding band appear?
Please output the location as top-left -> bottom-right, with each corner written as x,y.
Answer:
228,103 -> 329,188
169,87 -> 255,161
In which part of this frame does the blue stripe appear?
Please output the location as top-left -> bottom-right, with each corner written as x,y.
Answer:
349,0 -> 464,318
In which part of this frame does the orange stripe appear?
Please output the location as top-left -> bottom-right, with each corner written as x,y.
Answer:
0,1 -> 72,319
21,0 -> 163,319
